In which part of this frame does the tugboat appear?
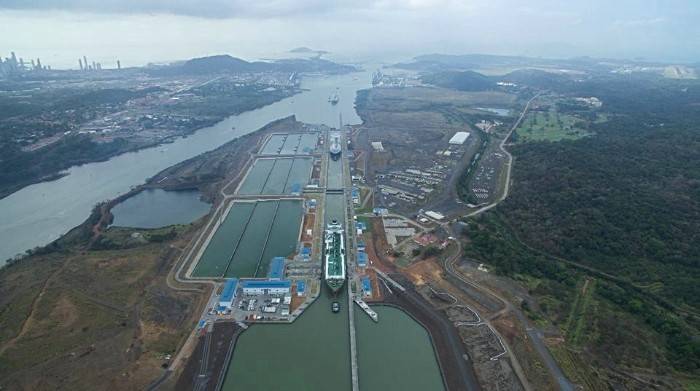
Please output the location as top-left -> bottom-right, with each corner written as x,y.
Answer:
331,301 -> 341,313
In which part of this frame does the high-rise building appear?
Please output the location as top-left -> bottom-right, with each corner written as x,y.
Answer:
79,58 -> 84,70
117,60 -> 121,70
83,56 -> 88,71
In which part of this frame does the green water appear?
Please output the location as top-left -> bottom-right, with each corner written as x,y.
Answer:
192,200 -> 303,278
238,157 -> 312,195
327,156 -> 344,189
223,289 -> 352,391
238,158 -> 276,194
192,202 -> 255,277
355,306 -> 445,391
261,134 -> 287,154
285,158 -> 313,193
110,189 -> 210,229
262,158 -> 294,194
260,133 -> 317,155
298,133 -> 318,154
225,201 -> 278,277
325,193 -> 345,224
280,133 -> 302,154
258,200 -> 304,276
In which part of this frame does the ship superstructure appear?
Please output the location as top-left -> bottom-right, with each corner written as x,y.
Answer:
324,220 -> 346,293
329,132 -> 342,160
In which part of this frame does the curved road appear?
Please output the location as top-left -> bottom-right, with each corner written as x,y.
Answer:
440,93 -> 575,391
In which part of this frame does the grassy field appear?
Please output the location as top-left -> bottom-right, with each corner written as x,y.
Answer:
515,109 -> 591,142
0,226 -> 203,390
562,278 -> 596,346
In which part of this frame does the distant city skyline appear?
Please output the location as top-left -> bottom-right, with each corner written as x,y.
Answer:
1,1 -> 698,68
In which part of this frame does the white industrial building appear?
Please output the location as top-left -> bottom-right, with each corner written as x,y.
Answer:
371,141 -> 385,151
448,132 -> 470,145
241,279 -> 291,295
425,210 -> 445,220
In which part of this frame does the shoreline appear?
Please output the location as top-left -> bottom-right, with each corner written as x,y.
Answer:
0,89 -> 301,201
1,115 -> 298,268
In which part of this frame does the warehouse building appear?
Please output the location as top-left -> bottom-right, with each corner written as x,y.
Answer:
296,280 -> 306,296
268,257 -> 286,279
219,278 -> 239,310
448,131 -> 470,145
242,279 -> 291,295
361,276 -> 372,297
425,210 -> 445,220
357,251 -> 368,267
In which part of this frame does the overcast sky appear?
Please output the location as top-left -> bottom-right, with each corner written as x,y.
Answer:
0,0 -> 697,69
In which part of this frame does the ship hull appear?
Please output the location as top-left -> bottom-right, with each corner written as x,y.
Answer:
324,221 -> 346,296
325,278 -> 345,294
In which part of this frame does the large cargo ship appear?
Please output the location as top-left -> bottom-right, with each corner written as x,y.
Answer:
324,220 -> 346,294
329,133 -> 342,160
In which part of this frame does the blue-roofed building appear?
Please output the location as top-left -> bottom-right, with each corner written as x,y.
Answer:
290,183 -> 302,195
219,278 -> 238,309
296,280 -> 306,296
361,276 -> 372,297
357,240 -> 366,252
268,257 -> 286,279
242,279 -> 291,295
352,187 -> 360,205
301,246 -> 311,261
357,251 -> 368,267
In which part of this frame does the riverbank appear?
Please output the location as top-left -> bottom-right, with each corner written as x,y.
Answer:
372,272 -> 482,391
0,69 -> 369,263
0,88 -> 300,201
0,117 -> 303,389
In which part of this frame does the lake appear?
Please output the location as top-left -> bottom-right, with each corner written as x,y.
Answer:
110,189 -> 210,229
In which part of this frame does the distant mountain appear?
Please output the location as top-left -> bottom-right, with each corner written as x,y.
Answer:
395,53 -> 550,72
394,53 -> 690,75
500,69 -> 574,89
420,68 -> 579,92
151,54 -> 355,75
181,55 -> 262,73
290,47 -> 314,53
421,70 -> 495,91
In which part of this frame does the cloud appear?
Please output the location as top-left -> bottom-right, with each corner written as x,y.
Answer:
0,0 -> 462,19
613,17 -> 667,28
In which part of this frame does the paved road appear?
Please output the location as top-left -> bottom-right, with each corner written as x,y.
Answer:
465,93 -> 540,218
439,93 -> 576,391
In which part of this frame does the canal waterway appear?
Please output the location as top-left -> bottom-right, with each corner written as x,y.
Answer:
355,306 -> 445,391
223,289 -> 352,391
224,128 -> 443,390
0,70 -> 371,263
192,199 -> 303,278
110,189 -> 210,229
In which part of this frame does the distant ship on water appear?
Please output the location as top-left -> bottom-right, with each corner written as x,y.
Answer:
328,89 -> 339,105
329,132 -> 342,160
